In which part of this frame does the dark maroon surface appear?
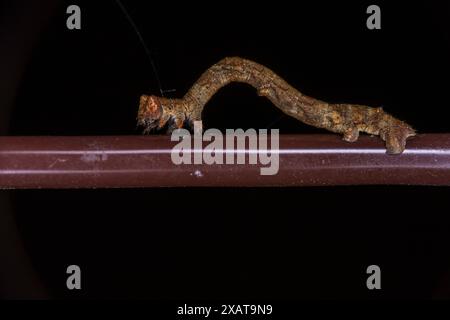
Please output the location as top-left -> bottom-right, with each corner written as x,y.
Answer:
1,134 -> 449,188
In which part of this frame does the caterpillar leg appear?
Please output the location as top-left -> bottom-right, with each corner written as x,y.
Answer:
342,127 -> 359,142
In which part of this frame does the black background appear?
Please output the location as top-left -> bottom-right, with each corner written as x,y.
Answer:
2,0 -> 450,299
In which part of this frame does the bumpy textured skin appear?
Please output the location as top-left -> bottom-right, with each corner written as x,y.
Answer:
138,57 -> 416,154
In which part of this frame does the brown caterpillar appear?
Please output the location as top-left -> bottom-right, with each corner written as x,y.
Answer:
137,57 -> 415,154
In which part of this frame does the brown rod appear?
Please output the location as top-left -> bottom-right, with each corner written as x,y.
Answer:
0,134 -> 449,189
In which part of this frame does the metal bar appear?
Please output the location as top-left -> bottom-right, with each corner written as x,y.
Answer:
0,134 -> 449,188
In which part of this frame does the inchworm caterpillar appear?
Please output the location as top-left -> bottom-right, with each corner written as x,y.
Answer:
137,57 -> 415,154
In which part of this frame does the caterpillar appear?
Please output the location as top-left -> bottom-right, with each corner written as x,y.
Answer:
137,56 -> 415,154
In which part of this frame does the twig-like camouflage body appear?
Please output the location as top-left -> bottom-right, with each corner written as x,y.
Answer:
138,57 -> 415,154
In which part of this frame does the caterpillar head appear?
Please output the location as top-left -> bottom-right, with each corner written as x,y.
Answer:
137,95 -> 168,133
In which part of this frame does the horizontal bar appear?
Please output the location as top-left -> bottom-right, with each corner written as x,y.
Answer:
0,134 -> 449,188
